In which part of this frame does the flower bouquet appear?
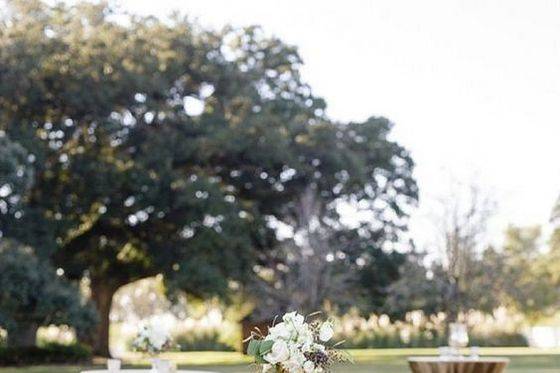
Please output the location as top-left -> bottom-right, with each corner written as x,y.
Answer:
132,321 -> 173,373
246,312 -> 351,373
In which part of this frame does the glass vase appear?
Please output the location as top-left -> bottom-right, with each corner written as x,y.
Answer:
151,357 -> 172,373
448,322 -> 469,350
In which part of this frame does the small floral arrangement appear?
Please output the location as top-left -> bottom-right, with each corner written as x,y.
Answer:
132,321 -> 173,355
247,312 -> 351,373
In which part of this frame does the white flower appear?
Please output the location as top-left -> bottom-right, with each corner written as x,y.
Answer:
268,322 -> 292,340
319,322 -> 334,342
277,344 -> 305,373
288,344 -> 305,363
313,343 -> 326,352
296,323 -> 314,346
264,340 -> 290,364
283,311 -> 305,327
303,360 -> 315,373
133,321 -> 171,354
149,327 -> 170,349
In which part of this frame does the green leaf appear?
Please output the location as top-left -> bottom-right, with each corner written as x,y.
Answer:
259,339 -> 274,355
247,339 -> 260,356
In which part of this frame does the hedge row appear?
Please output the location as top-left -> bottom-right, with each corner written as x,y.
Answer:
0,343 -> 92,366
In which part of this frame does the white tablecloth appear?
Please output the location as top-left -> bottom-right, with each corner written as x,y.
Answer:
81,370 -> 219,373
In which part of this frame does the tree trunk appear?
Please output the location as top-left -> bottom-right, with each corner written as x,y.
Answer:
7,323 -> 38,347
90,278 -> 118,357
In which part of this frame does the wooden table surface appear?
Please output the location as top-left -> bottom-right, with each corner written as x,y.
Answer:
408,357 -> 509,373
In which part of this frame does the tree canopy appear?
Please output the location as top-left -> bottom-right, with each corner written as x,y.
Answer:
0,0 -> 417,355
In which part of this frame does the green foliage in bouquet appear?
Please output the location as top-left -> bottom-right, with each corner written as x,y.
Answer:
247,339 -> 275,364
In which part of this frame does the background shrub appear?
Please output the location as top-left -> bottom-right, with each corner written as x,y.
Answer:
125,327 -> 237,352
469,332 -> 528,347
175,331 -> 235,352
0,241 -> 97,347
0,343 -> 91,366
333,310 -> 528,349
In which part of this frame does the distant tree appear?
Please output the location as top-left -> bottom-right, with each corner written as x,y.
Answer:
0,239 -> 97,347
385,181 -> 501,321
387,222 -> 560,323
497,225 -> 560,321
545,227 -> 560,309
429,182 -> 497,321
384,250 -> 446,318
245,117 -> 417,318
386,184 -> 560,322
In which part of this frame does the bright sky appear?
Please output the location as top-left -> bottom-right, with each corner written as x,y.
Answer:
117,0 -> 560,246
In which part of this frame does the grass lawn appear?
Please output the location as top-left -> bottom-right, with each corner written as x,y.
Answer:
0,348 -> 558,373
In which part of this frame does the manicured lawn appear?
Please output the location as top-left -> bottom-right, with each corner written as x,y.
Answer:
1,348 -> 559,373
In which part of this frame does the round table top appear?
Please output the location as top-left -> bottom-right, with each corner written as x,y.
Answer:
81,370 -> 218,373
408,357 -> 509,373
408,356 -> 510,363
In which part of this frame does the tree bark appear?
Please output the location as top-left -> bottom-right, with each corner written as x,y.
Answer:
90,278 -> 118,357
7,323 -> 38,347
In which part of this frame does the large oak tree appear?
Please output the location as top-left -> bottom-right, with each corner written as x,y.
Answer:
0,0 -> 417,355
